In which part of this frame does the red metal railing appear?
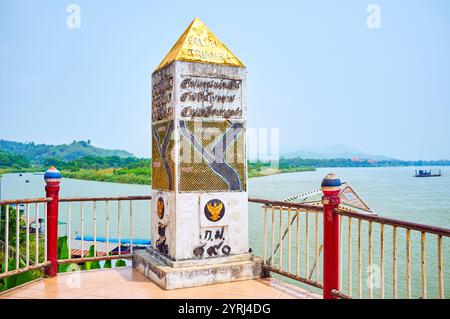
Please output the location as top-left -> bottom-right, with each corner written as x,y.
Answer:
248,198 -> 324,289
0,198 -> 52,280
57,195 -> 152,265
250,174 -> 449,299
1,169 -> 448,299
333,208 -> 449,299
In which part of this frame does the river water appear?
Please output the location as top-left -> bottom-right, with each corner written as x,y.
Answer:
1,166 -> 448,298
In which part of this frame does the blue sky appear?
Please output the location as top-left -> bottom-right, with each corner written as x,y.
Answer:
1,0 -> 449,160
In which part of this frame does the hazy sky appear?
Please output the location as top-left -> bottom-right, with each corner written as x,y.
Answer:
1,0 -> 449,160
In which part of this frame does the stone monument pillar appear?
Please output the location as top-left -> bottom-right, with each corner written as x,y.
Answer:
133,18 -> 261,289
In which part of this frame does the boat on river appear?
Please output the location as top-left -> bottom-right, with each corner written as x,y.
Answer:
414,169 -> 441,177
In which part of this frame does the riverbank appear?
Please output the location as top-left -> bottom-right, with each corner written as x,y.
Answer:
61,168 -> 150,185
1,164 -> 316,185
60,165 -> 316,185
0,167 -> 39,176
247,166 -> 315,178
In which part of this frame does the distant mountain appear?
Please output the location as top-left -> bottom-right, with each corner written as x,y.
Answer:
283,145 -> 392,161
0,139 -> 135,163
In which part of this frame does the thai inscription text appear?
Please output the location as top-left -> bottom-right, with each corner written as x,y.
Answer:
179,77 -> 242,119
152,76 -> 174,121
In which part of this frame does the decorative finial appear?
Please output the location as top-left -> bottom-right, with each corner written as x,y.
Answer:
44,166 -> 61,183
321,172 -> 341,196
154,17 -> 245,72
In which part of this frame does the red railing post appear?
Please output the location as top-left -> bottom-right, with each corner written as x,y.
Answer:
44,167 -> 61,277
321,173 -> 342,299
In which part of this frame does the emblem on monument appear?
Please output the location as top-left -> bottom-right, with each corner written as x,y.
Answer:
156,222 -> 168,255
204,199 -> 225,222
157,197 -> 165,219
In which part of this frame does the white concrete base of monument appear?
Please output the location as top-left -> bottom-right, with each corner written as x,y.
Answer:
132,247 -> 263,290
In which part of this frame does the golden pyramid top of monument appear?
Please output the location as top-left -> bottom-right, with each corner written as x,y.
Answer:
155,18 -> 245,71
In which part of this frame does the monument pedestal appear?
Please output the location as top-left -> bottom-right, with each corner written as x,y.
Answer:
133,248 -> 262,290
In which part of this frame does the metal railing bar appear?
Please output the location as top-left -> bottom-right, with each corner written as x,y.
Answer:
270,206 -> 274,266
315,211 -> 319,282
93,201 -> 97,257
358,219 -> 362,298
68,203 -> 71,259
0,198 -> 52,205
35,203 -> 39,266
248,198 -> 322,212
437,235 -> 444,299
0,262 -> 51,280
380,223 -> 385,299
336,208 -> 450,237
15,203 -> 20,269
59,195 -> 151,203
421,231 -> 427,299
348,216 -> 352,297
118,201 -> 122,255
44,204 -> 47,261
81,202 -> 84,258
393,226 -> 398,299
267,207 -> 304,264
4,205 -> 9,273
25,204 -> 30,266
305,210 -> 309,277
106,201 -> 110,257
57,254 -> 132,265
263,206 -> 267,264
278,206 -> 283,270
331,289 -> 352,299
130,200 -> 133,254
406,228 -> 411,299
296,208 -> 300,277
308,244 -> 323,281
263,265 -> 323,289
287,207 -> 291,273
368,221 -> 373,299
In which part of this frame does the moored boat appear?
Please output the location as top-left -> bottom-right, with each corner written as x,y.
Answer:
414,169 -> 442,177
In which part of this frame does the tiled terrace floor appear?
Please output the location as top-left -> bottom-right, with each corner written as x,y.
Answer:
0,267 -> 321,299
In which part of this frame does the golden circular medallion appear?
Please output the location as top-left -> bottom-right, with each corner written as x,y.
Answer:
204,199 -> 225,222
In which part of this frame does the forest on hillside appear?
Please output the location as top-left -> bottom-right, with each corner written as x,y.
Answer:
1,139 -> 449,185
0,140 -> 134,163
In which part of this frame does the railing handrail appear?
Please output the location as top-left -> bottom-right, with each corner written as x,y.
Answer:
335,207 -> 450,237
59,195 -> 152,202
248,197 -> 322,212
4,196 -> 445,238
0,197 -> 52,205
2,195 -> 447,238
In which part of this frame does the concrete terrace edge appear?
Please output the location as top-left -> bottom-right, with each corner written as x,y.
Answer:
132,249 -> 263,290
144,246 -> 255,268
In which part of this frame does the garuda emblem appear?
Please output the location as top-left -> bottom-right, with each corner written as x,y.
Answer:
204,199 -> 225,222
157,197 -> 165,219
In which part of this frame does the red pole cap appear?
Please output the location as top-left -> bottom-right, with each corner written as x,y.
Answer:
44,166 -> 61,184
321,172 -> 341,196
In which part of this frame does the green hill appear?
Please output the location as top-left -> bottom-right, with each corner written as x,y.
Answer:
0,150 -> 31,168
0,140 -> 134,164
